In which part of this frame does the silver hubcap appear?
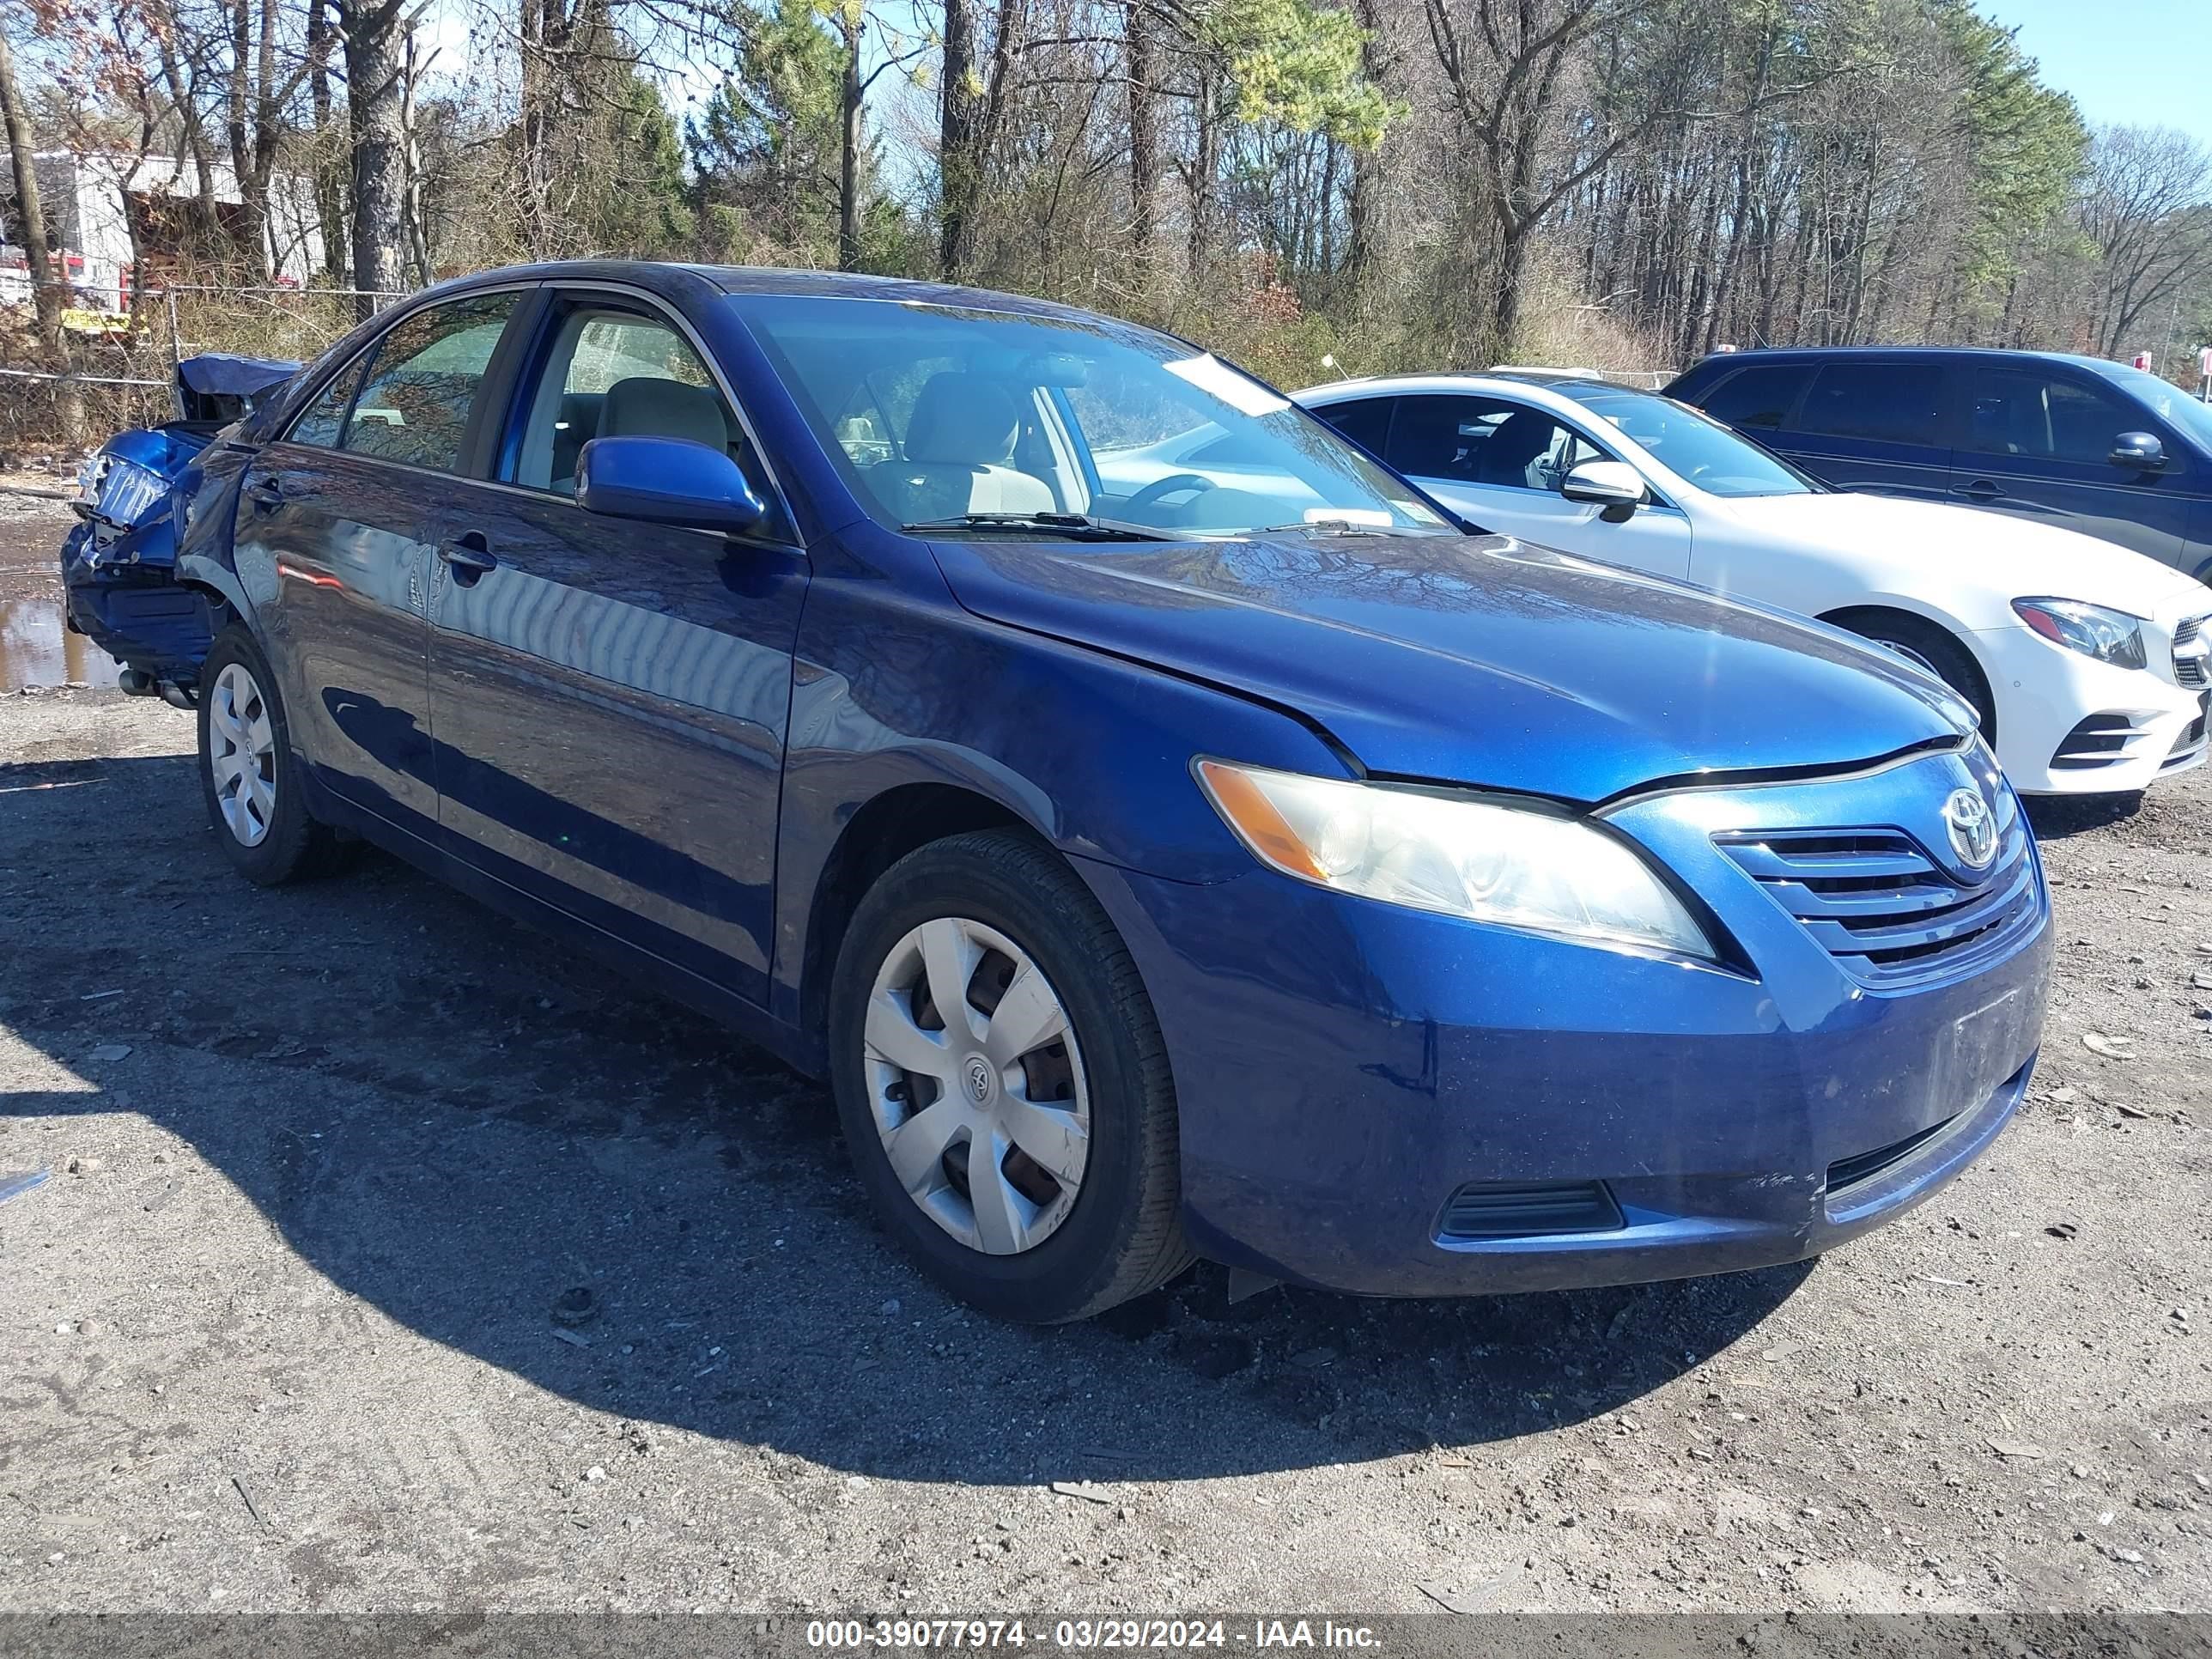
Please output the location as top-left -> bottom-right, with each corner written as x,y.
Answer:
862,916 -> 1091,1255
207,661 -> 277,848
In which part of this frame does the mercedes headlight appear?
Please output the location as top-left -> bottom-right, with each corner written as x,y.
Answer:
1194,759 -> 1715,958
2012,599 -> 2146,671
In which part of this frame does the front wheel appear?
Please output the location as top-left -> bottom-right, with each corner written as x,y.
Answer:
1839,613 -> 1997,739
828,831 -> 1192,1322
197,625 -> 349,884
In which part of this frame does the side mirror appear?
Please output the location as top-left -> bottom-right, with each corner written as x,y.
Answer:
2110,431 -> 2166,471
1560,459 -> 1648,509
576,435 -> 768,534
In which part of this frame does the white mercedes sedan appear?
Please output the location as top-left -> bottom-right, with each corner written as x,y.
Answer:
1297,371 -> 2209,797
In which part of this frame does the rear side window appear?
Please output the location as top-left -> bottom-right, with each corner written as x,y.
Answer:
1698,364 -> 1810,431
1961,368 -> 2140,465
340,293 -> 520,473
1313,397 -> 1395,454
1793,362 -> 1944,446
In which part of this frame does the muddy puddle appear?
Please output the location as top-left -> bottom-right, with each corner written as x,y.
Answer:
0,588 -> 123,693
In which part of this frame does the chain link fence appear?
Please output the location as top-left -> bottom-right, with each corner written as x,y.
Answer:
0,279 -> 411,459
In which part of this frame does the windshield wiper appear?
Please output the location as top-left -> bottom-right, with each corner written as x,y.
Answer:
1250,516 -> 1439,538
902,512 -> 1170,542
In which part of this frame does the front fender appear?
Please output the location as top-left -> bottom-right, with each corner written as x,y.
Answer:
768,574 -> 1350,1029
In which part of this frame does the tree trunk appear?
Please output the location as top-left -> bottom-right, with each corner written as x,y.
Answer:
1187,71 -> 1216,275
1124,2 -> 1155,265
0,28 -> 80,442
838,2 -> 861,270
307,0 -> 348,283
939,0 -> 980,276
343,0 -> 407,319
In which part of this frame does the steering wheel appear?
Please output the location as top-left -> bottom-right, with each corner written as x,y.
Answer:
1121,471 -> 1219,518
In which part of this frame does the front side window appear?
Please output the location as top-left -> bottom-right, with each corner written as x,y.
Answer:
1793,362 -> 1944,447
286,351 -> 372,449
342,292 -> 520,472
2094,362 -> 2212,456
1963,368 -> 2142,465
732,294 -> 1449,538
509,306 -> 786,538
1383,396 -> 1607,491
1698,363 -> 1810,431
1571,385 -> 1815,497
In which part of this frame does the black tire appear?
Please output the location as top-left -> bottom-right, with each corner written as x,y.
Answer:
197,624 -> 350,885
828,830 -> 1193,1322
1840,613 -> 1997,739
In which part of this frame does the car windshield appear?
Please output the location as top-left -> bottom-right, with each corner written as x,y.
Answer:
1567,384 -> 1817,497
731,294 -> 1450,538
2091,362 -> 2212,453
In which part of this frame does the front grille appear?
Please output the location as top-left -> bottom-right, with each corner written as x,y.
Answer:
1718,820 -> 2039,990
2176,617 -> 2206,689
1437,1181 -> 1625,1241
1827,1115 -> 1959,1194
2166,697 -> 2209,769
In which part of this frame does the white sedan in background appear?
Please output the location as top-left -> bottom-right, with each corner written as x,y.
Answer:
1297,371 -> 2210,797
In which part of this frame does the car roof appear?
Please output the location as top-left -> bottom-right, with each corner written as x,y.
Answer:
1294,370 -> 1665,407
416,259 -> 1125,329
1680,344 -> 2120,374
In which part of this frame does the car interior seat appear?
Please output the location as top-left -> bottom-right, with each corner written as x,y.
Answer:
1474,410 -> 1558,487
878,372 -> 1054,522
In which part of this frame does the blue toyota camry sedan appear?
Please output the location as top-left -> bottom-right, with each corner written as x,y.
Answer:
169,262 -> 2051,1322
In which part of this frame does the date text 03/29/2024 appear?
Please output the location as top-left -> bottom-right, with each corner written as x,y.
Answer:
804,1622 -> 1384,1650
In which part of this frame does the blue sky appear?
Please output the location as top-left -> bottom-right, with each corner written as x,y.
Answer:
1983,0 -> 2212,143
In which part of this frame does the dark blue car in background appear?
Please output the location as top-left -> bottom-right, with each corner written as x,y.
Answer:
147,263 -> 2049,1321
1666,346 -> 2212,582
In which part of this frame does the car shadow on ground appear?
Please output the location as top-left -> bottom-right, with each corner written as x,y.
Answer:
2,749 -> 1808,1486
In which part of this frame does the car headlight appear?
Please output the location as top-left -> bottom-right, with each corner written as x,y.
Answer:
2012,599 -> 2146,671
1194,759 -> 1716,959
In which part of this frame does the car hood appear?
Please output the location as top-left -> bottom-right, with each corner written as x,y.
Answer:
1714,491 -> 2209,624
928,531 -> 1973,803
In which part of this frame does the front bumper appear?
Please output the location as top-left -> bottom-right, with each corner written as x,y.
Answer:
1077,747 -> 2052,1299
1975,620 -> 2207,794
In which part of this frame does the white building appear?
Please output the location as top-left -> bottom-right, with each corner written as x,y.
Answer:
0,149 -> 325,309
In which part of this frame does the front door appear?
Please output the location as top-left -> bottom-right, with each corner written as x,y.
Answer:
1949,363 -> 2198,567
1381,393 -> 1693,580
425,295 -> 807,1004
235,290 -> 522,838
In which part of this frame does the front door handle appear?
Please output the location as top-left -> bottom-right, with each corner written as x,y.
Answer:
438,532 -> 497,583
246,477 -> 286,513
1953,478 -> 2002,501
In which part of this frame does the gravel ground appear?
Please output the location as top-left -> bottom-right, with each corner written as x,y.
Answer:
2,496 -> 2209,1616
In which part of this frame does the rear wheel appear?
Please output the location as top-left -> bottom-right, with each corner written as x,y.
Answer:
828,831 -> 1192,1322
197,625 -> 350,884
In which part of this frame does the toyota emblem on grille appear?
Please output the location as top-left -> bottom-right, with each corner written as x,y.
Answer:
1942,788 -> 1998,871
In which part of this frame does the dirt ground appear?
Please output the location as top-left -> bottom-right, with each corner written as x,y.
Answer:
2,498 -> 2209,1618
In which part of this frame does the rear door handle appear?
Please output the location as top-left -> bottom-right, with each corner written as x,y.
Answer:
1953,478 -> 2002,501
246,477 -> 286,513
438,532 -> 497,582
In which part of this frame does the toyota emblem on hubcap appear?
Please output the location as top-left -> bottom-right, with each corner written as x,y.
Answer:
1942,787 -> 1998,871
964,1056 -> 994,1104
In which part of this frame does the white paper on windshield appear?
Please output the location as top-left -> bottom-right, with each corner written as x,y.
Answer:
1165,354 -> 1290,417
1304,507 -> 1394,527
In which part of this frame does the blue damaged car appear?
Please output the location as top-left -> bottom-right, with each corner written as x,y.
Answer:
161,263 -> 2051,1322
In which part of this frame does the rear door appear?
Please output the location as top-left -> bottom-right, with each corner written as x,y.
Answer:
1949,362 -> 2197,563
422,286 -> 807,1005
1779,358 -> 1953,501
234,289 -> 525,836
1374,392 -> 1692,579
